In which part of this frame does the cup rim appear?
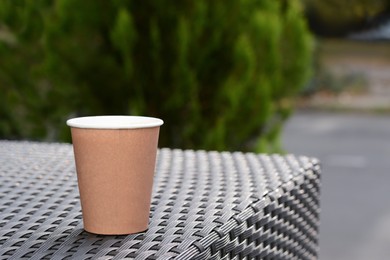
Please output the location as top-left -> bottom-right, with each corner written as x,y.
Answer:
66,115 -> 164,129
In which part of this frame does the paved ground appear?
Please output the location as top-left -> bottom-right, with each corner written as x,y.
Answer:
281,111 -> 390,260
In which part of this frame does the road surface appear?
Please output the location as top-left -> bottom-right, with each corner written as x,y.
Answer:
281,111 -> 390,260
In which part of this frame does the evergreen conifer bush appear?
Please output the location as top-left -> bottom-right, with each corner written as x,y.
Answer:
0,0 -> 313,152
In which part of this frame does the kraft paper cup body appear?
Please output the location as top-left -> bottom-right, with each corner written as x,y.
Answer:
67,116 -> 163,235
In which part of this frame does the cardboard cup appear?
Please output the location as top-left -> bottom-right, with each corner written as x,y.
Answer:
66,116 -> 163,235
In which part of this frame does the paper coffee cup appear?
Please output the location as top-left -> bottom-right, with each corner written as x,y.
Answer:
67,116 -> 163,235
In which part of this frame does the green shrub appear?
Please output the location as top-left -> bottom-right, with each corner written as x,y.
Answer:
0,0 -> 313,152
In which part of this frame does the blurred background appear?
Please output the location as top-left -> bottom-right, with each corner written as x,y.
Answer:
283,1 -> 390,259
0,0 -> 389,259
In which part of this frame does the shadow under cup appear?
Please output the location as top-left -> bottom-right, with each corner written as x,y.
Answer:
67,116 -> 163,235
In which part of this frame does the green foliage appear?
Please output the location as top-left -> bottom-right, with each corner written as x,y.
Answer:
303,0 -> 390,36
0,0 -> 313,152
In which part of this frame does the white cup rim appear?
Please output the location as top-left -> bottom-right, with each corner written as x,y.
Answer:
66,115 -> 164,129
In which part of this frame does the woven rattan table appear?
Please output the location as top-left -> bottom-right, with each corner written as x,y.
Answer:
0,141 -> 321,259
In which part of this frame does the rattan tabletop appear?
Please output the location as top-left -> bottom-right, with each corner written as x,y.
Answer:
0,141 -> 320,259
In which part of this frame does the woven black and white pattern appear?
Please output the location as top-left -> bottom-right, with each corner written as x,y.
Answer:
0,141 -> 321,259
